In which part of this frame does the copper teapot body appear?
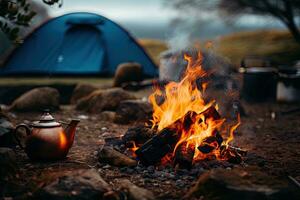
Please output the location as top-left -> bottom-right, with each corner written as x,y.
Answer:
15,112 -> 80,161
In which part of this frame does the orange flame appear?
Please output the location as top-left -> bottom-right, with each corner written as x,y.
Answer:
128,141 -> 139,157
148,51 -> 241,162
129,141 -> 139,152
224,113 -> 241,146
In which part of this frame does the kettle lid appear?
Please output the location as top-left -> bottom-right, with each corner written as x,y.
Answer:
32,111 -> 61,128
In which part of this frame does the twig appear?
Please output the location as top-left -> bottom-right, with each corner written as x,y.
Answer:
288,176 -> 300,188
280,107 -> 300,116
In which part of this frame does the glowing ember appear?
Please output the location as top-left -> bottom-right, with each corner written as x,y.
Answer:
128,141 -> 139,157
133,51 -> 242,166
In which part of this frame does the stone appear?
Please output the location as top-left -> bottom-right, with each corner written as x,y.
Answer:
114,100 -> 153,124
70,83 -> 99,104
34,169 -> 117,200
184,167 -> 300,200
0,112 -> 15,147
9,87 -> 60,112
113,62 -> 143,87
0,148 -> 17,180
99,111 -> 116,122
119,179 -> 155,200
97,146 -> 137,167
76,88 -> 136,113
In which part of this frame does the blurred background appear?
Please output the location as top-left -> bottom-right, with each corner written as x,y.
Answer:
1,0 -> 300,104
1,0 -> 300,67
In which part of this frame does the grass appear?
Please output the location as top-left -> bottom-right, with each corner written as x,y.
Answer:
0,77 -> 113,86
214,30 -> 300,66
139,30 -> 300,68
138,39 -> 168,64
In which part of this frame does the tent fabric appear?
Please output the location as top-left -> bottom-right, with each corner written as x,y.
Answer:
0,12 -> 158,77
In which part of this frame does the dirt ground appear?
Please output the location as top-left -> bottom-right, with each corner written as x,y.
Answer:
2,87 -> 300,199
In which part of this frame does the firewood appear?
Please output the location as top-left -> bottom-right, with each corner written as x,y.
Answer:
198,136 -> 220,154
122,126 -> 156,148
135,127 -> 179,166
135,105 -> 222,166
215,131 -> 223,146
172,106 -> 220,135
202,105 -> 221,120
220,145 -> 247,157
219,145 -> 246,164
174,142 -> 195,170
198,143 -> 216,154
181,106 -> 220,133
97,146 -> 137,167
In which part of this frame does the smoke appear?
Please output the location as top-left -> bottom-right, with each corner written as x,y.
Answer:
161,15 -> 234,83
166,18 -> 193,51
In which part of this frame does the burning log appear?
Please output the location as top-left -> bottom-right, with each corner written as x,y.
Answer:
202,106 -> 221,120
135,105 -> 223,166
130,52 -> 245,168
181,106 -> 220,131
122,126 -> 156,148
198,144 -> 217,154
135,127 -> 179,166
197,134 -> 222,154
174,142 -> 195,170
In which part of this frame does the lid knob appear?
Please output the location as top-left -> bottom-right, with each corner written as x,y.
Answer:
31,110 -> 61,128
39,111 -> 55,122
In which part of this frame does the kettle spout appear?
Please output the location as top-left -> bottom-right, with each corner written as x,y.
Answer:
64,119 -> 80,148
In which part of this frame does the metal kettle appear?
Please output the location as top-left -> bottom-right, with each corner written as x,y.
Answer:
14,111 -> 80,160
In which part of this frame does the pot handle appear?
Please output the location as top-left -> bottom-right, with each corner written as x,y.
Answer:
14,124 -> 31,149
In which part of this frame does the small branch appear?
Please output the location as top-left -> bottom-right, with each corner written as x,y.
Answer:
288,176 -> 300,188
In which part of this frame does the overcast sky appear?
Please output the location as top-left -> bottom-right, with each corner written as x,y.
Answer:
2,0 -> 284,42
0,0 -> 287,55
40,0 -> 285,40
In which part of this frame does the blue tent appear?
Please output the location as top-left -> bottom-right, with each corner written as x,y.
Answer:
0,12 -> 158,77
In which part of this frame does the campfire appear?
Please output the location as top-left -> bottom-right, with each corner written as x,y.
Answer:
128,52 -> 245,169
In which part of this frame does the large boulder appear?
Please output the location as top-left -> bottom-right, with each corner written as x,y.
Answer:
70,83 -> 99,104
99,111 -> 116,122
34,169 -> 117,200
0,147 -> 17,180
113,62 -> 144,87
76,88 -> 136,113
114,100 -> 153,124
185,168 -> 300,200
9,87 -> 60,112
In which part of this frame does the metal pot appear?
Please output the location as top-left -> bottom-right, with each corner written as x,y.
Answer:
277,68 -> 300,102
240,67 -> 278,102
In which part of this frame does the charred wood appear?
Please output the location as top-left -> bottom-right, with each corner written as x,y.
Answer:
135,128 -> 179,166
122,126 -> 156,148
97,146 -> 137,167
220,145 -> 247,164
174,142 -> 195,170
198,136 -> 220,154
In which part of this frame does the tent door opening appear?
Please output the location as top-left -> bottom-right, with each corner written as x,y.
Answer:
56,25 -> 105,74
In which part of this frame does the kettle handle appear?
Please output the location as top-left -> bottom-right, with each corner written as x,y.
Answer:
14,124 -> 31,149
